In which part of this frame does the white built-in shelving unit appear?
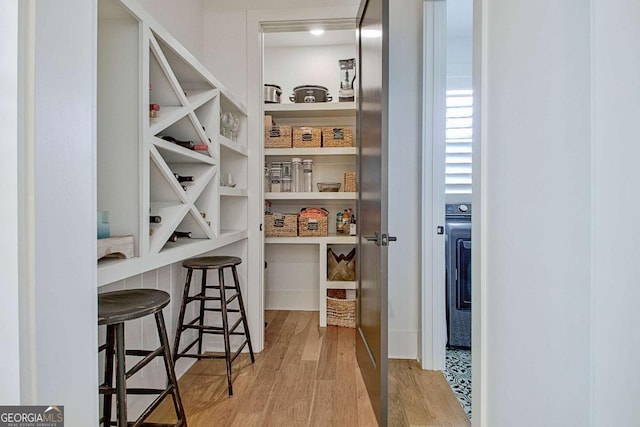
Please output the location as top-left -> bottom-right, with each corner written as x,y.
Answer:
97,0 -> 248,286
263,98 -> 357,326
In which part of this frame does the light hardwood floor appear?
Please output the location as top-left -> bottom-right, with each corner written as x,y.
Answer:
148,310 -> 469,426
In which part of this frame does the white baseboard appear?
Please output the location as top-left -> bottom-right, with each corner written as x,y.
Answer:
265,290 -> 319,311
389,330 -> 419,359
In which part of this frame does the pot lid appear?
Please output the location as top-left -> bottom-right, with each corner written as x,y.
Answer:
264,84 -> 282,89
292,85 -> 329,91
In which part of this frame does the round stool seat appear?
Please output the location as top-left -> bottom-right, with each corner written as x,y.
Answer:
182,255 -> 242,270
98,289 -> 170,326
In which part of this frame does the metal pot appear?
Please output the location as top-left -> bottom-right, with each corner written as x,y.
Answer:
264,84 -> 282,103
289,85 -> 332,103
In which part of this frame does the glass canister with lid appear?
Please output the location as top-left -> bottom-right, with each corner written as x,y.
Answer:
303,159 -> 313,192
291,158 -> 302,192
270,162 -> 282,192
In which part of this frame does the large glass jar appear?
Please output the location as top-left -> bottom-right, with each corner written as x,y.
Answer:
291,158 -> 302,192
282,176 -> 292,192
264,164 -> 271,192
303,159 -> 313,192
270,167 -> 282,192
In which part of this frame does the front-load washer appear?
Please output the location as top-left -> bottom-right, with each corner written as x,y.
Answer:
445,203 -> 471,349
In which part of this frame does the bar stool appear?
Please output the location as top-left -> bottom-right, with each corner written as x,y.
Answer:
173,256 -> 254,396
98,289 -> 187,427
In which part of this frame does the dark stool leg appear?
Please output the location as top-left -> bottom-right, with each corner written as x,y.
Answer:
173,268 -> 193,361
155,310 -> 187,426
197,270 -> 207,355
218,268 -> 233,396
231,265 -> 255,362
102,325 -> 115,426
114,322 -> 127,427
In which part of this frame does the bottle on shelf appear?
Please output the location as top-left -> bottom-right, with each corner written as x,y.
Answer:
161,135 -> 195,150
149,215 -> 162,224
174,173 -> 194,183
168,231 -> 192,242
303,159 -> 313,192
336,211 -> 343,234
342,209 -> 352,234
149,103 -> 160,118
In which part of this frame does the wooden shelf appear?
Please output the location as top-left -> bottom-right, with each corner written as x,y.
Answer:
325,281 -> 357,290
220,136 -> 248,156
265,192 -> 355,200
265,102 -> 356,118
98,230 -> 248,286
265,147 -> 355,156
265,235 -> 356,245
220,187 -> 247,197
153,137 -> 215,164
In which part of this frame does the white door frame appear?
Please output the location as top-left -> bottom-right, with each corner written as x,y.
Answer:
246,6 -> 359,352
420,0 -> 447,372
422,0 -> 486,424
0,0 -> 23,402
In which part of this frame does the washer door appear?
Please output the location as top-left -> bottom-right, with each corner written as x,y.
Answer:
456,238 -> 472,310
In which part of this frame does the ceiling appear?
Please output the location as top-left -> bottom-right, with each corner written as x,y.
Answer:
263,0 -> 472,48
264,29 -> 355,48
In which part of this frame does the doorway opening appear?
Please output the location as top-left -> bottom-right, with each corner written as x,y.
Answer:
422,0 -> 474,420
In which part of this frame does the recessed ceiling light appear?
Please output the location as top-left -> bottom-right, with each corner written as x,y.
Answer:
310,29 -> 325,36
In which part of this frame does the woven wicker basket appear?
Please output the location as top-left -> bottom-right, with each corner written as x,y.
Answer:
265,125 -> 292,148
322,127 -> 353,147
298,216 -> 328,237
327,248 -> 356,281
344,172 -> 356,192
265,213 -> 298,237
293,127 -> 321,148
327,297 -> 356,328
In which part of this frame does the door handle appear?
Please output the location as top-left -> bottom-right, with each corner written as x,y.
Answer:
364,232 -> 381,246
381,234 -> 397,246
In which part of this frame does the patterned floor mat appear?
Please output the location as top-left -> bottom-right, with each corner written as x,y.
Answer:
444,348 -> 472,419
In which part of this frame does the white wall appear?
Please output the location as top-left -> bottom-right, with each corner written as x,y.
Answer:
30,0 -> 98,423
263,44 -> 357,104
203,11 -> 248,103
0,0 -> 21,404
138,0 -> 204,61
479,0 -> 591,425
202,0 -> 360,105
591,0 -> 640,424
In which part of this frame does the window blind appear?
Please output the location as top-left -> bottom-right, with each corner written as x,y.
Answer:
445,89 -> 473,194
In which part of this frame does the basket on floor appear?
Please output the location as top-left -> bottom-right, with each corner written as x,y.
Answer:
326,297 -> 356,328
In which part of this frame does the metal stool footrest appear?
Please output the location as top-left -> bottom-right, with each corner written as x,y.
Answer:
173,256 -> 255,397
